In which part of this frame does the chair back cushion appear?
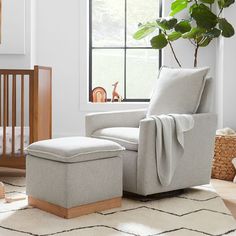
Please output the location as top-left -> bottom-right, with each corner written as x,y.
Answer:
196,77 -> 213,113
147,67 -> 209,116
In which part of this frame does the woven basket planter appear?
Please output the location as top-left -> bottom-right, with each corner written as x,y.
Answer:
212,135 -> 236,181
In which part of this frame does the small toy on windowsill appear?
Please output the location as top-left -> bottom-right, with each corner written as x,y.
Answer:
91,87 -> 107,103
112,81 -> 122,102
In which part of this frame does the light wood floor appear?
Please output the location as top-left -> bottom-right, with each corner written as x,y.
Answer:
0,168 -> 236,219
211,179 -> 236,219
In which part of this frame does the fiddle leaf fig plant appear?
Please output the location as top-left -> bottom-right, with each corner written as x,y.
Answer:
133,0 -> 235,67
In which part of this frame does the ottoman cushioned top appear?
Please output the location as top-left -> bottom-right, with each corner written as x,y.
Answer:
26,137 -> 125,163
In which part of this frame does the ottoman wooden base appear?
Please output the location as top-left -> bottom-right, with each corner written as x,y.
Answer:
28,196 -> 122,219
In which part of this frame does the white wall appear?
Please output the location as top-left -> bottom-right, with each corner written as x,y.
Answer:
34,0 -> 84,137
33,0 -> 219,137
220,6 -> 236,129
0,0 -> 33,68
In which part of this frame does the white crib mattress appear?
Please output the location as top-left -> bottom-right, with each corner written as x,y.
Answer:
0,127 -> 29,154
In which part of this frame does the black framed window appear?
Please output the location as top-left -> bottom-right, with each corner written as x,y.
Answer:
89,0 -> 162,102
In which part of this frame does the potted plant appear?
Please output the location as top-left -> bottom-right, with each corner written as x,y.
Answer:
134,0 -> 235,67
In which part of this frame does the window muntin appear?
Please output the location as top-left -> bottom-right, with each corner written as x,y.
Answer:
90,0 -> 161,102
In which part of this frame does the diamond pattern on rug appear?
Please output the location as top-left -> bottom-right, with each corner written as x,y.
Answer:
0,177 -> 236,236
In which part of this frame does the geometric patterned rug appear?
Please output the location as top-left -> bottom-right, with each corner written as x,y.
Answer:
0,177 -> 236,236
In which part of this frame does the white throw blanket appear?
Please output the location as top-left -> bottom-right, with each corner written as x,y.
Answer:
150,114 -> 194,186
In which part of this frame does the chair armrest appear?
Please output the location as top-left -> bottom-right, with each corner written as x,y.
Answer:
138,113 -> 217,153
85,109 -> 147,136
137,113 -> 217,195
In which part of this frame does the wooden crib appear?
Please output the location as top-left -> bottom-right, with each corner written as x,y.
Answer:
0,66 -> 52,169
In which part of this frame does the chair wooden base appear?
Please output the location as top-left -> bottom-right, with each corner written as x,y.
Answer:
28,196 -> 122,219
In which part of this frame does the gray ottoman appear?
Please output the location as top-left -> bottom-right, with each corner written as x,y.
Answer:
26,137 -> 124,219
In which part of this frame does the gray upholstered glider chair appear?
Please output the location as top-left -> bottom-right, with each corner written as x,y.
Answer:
85,78 -> 217,196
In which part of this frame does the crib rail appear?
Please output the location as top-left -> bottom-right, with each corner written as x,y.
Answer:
0,66 -> 52,169
0,70 -> 33,75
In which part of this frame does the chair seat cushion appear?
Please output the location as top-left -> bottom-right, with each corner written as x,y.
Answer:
26,137 -> 124,163
92,127 -> 139,151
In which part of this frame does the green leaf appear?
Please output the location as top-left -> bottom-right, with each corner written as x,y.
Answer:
170,0 -> 188,16
167,31 -> 182,41
199,37 -> 212,47
204,28 -> 221,38
191,4 -> 217,29
218,0 -> 224,7
189,3 -> 198,14
175,20 -> 191,33
182,27 -> 206,39
200,0 -> 215,4
156,17 -> 178,31
151,34 -> 168,49
218,18 -> 235,37
224,0 -> 235,7
218,0 -> 235,8
133,23 -> 158,40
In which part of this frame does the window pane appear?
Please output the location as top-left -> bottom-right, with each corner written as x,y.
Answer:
127,0 -> 159,47
92,49 -> 124,99
92,0 -> 125,47
126,49 -> 159,99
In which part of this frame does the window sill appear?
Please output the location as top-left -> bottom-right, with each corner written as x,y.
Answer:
79,101 -> 149,112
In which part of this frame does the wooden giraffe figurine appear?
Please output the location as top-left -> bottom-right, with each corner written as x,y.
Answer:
112,81 -> 122,102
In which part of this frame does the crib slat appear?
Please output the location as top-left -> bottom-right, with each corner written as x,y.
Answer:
29,74 -> 34,144
6,77 -> 9,126
0,74 -> 2,126
11,75 -> 16,155
20,75 -> 24,155
3,74 -> 8,156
